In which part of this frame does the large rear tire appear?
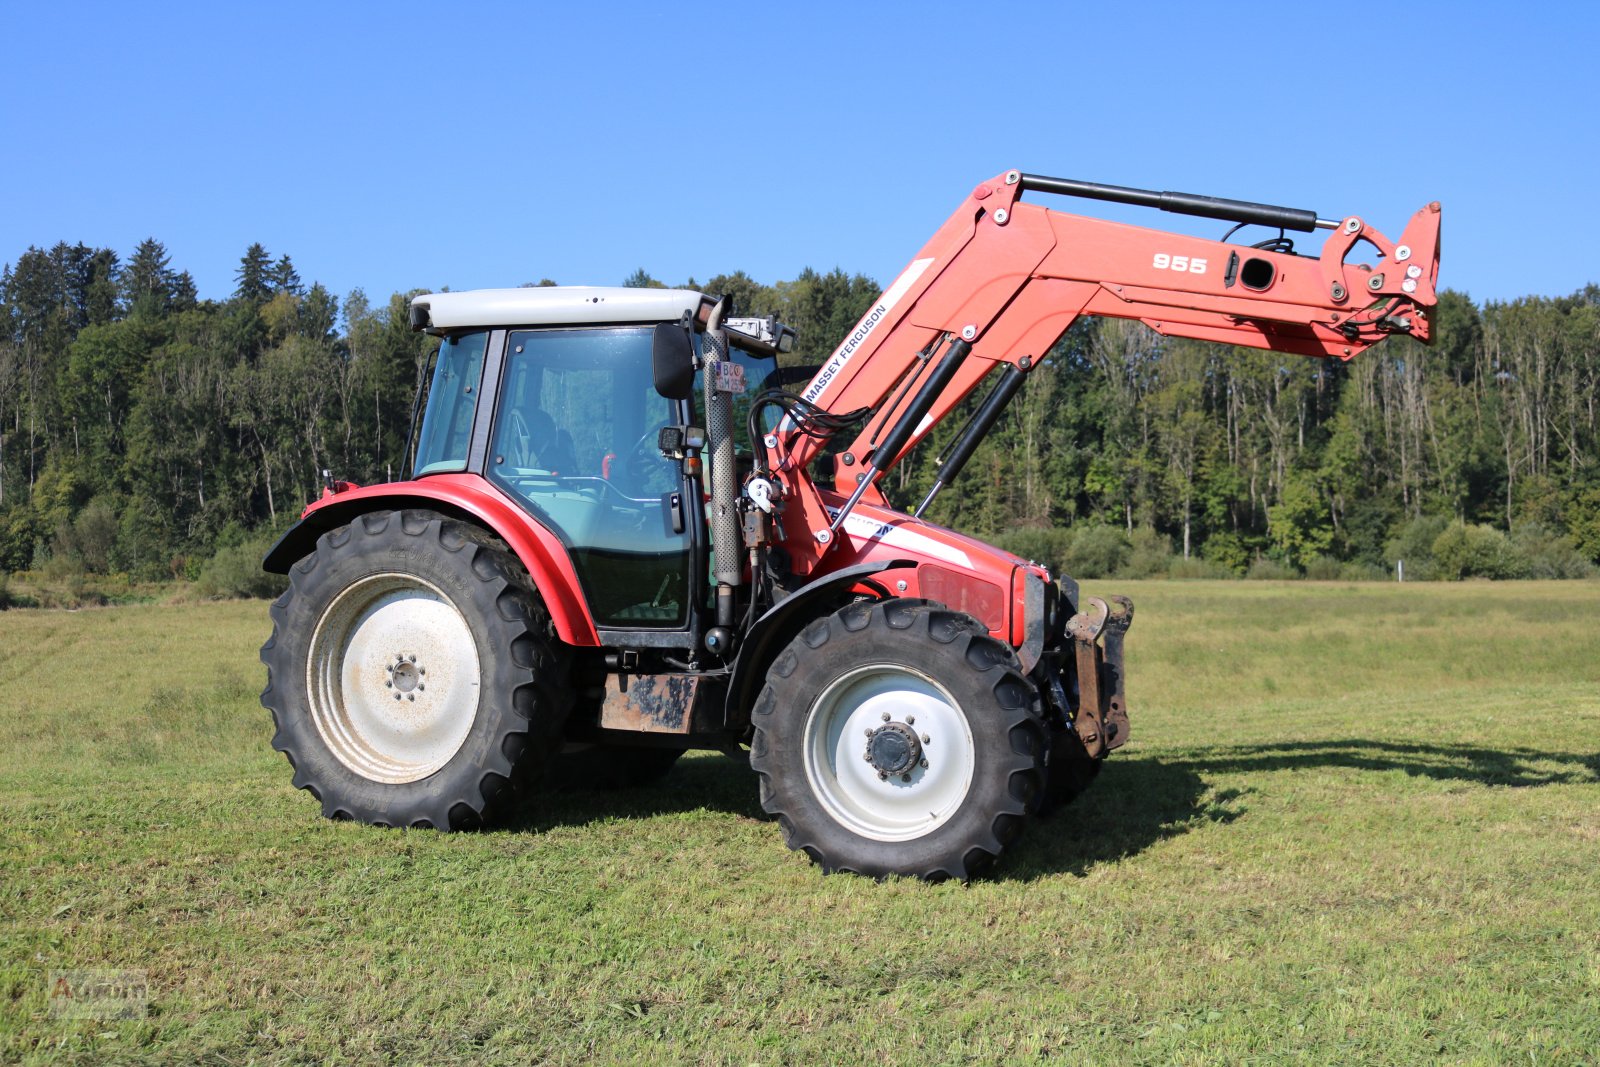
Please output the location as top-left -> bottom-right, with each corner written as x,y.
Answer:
750,599 -> 1046,880
260,509 -> 572,829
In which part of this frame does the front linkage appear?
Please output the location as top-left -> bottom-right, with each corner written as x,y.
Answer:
1052,580 -> 1135,760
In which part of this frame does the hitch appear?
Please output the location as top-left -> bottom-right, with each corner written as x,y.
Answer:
1065,594 -> 1135,758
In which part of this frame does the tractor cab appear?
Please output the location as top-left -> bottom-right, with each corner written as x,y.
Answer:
406,287 -> 788,633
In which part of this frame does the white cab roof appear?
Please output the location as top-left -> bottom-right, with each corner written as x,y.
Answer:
411,287 -> 707,331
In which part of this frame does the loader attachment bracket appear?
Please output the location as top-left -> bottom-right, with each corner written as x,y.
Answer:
1064,593 -> 1134,757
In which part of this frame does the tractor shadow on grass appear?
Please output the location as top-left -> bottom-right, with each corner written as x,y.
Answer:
1006,758 -> 1242,880
498,750 -> 768,834
1167,739 -> 1600,790
494,741 -> 1600,880
1006,739 -> 1599,881
501,749 -> 1233,882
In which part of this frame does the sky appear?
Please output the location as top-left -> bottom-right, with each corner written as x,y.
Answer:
2,1 -> 1596,318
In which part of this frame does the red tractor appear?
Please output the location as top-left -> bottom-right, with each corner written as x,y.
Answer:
262,170 -> 1440,879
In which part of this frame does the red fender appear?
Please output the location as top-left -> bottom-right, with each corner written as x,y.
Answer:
262,474 -> 601,646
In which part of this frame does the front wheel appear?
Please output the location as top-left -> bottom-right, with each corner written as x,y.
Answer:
260,510 -> 572,829
750,600 -> 1046,880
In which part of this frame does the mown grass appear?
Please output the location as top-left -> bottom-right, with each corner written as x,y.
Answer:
2,581 -> 1597,1064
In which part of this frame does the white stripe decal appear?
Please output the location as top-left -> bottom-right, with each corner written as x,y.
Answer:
801,257 -> 935,407
827,508 -> 973,568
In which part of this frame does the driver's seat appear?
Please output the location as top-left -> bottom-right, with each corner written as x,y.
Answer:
543,426 -> 578,475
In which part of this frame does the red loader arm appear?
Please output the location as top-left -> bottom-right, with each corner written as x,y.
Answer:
767,169 -> 1441,573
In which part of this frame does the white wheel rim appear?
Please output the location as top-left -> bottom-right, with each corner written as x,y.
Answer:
306,573 -> 481,784
802,663 -> 975,843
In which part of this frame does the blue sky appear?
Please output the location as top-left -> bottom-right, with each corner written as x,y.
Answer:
2,2 -> 1595,315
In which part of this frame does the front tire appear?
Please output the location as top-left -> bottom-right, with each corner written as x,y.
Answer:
260,510 -> 572,829
750,599 -> 1046,880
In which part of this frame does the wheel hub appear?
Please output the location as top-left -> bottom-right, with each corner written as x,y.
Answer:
387,655 -> 425,696
864,721 -> 924,779
804,662 -> 974,843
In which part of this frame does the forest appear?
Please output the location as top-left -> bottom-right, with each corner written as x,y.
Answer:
1,238 -> 1596,601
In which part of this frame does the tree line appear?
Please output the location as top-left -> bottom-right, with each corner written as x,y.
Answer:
1,242 -> 1596,589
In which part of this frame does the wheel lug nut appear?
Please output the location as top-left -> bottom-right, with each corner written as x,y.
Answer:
922,735 -> 930,744
864,753 -> 873,761
906,715 -> 915,725
878,771 -> 888,781
919,758 -> 929,769
417,685 -> 425,692
880,712 -> 890,722
385,680 -> 393,688
407,694 -> 415,702
864,728 -> 872,737
394,694 -> 401,701
408,655 -> 417,663
901,773 -> 911,782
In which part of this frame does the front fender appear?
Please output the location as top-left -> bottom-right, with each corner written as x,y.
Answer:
724,558 -> 913,731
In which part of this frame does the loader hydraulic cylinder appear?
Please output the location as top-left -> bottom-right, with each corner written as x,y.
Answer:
914,363 -> 1028,517
828,337 -> 972,537
1017,172 -> 1337,233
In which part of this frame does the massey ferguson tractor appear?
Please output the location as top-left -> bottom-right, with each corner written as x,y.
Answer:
261,170 -> 1440,879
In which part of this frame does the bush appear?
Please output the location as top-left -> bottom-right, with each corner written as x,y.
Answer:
0,506 -> 43,573
1167,556 -> 1234,579
996,526 -> 1074,575
1115,527 -> 1173,580
1510,523 -> 1595,580
1246,557 -> 1298,580
1384,514 -> 1451,581
997,524 -> 1133,580
195,533 -> 289,599
1303,555 -> 1343,581
1063,525 -> 1131,579
1340,561 -> 1391,581
1430,522 -> 1528,580
1200,532 -> 1250,576
1566,485 -> 1600,563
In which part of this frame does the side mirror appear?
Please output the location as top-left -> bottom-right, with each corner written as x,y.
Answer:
652,323 -> 695,400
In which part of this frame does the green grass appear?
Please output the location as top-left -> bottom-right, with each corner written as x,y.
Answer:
2,581 -> 1598,1064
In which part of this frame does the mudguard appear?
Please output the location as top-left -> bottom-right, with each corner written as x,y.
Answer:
724,558 -> 914,730
261,475 -> 601,647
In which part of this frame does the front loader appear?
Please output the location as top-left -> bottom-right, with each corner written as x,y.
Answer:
261,169 -> 1440,879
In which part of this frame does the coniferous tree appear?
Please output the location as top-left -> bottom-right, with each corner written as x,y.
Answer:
234,244 -> 272,304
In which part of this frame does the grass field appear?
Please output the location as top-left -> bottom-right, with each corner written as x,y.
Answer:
2,581 -> 1598,1064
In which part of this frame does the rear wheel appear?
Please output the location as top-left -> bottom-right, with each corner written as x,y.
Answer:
260,509 -> 572,829
751,599 -> 1045,880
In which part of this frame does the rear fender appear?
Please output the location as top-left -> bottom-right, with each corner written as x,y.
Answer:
261,476 -> 601,646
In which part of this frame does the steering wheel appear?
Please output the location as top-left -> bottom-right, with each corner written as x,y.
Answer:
616,427 -> 667,496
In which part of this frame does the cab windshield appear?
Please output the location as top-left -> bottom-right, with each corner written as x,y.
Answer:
413,331 -> 486,476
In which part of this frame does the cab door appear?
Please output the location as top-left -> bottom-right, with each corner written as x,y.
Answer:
485,326 -> 700,631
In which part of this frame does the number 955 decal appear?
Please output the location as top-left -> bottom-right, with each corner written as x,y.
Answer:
1153,253 -> 1207,274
